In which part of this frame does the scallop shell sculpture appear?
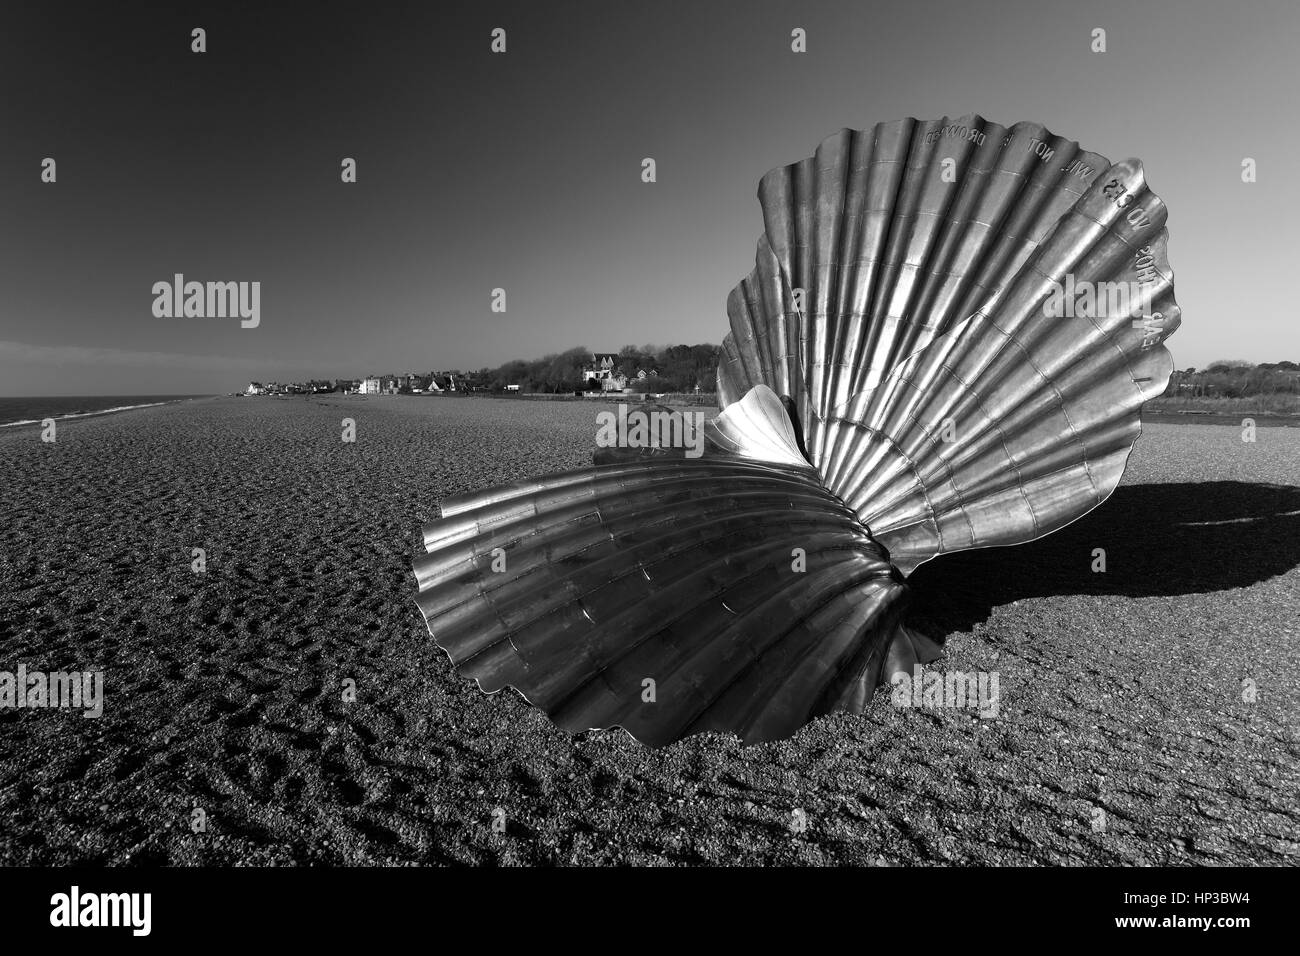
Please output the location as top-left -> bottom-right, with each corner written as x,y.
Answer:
413,114 -> 1180,746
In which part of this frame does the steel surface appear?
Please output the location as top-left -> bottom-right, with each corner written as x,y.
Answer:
413,114 -> 1179,744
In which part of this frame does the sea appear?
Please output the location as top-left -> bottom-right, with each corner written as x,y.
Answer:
0,395 -> 211,428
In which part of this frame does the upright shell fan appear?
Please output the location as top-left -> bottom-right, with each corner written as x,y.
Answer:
413,114 -> 1180,746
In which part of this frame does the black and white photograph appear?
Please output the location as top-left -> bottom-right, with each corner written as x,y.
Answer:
0,0 -> 1293,939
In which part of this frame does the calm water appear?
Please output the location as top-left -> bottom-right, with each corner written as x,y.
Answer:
0,395 -> 210,427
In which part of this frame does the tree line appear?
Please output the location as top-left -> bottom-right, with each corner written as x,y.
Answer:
464,344 -> 722,393
442,351 -> 1300,400
1166,361 -> 1300,398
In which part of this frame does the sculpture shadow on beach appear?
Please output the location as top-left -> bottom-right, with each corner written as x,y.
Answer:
902,481 -> 1300,639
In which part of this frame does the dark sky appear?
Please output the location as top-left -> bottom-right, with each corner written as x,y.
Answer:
1,0 -> 1295,395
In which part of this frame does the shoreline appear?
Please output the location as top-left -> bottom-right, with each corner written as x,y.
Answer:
1141,410 -> 1300,427
0,396 -> 214,429
184,392 -> 1300,428
4,393 -> 1295,432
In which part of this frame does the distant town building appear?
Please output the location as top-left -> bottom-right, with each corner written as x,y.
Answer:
360,376 -> 381,394
246,382 -> 266,395
582,353 -> 627,392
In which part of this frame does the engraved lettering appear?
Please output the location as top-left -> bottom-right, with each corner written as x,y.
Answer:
926,125 -> 986,147
1132,311 -> 1164,348
1134,245 -> 1159,283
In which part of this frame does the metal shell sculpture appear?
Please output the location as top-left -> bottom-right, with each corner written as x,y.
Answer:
413,114 -> 1180,746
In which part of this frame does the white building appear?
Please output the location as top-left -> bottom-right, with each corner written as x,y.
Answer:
360,376 -> 381,394
581,353 -> 627,392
